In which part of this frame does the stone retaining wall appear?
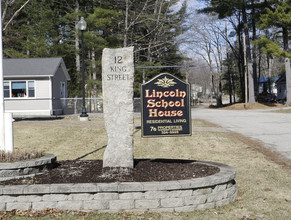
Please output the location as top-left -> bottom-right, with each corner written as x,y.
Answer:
0,161 -> 237,212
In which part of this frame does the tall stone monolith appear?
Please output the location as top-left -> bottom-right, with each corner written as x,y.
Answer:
102,47 -> 134,169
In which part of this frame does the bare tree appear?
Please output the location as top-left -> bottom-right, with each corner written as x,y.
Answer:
180,14 -> 226,106
121,0 -> 149,47
2,0 -> 31,32
187,58 -> 212,99
122,0 -> 184,63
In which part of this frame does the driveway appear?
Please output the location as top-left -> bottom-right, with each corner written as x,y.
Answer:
192,106 -> 291,161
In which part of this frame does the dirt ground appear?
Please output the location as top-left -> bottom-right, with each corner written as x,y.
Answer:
2,159 -> 219,185
209,102 -> 286,110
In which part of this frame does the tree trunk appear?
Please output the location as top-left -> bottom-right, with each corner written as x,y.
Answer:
242,0 -> 255,103
267,57 -> 273,93
227,60 -> 232,104
285,58 -> 291,105
225,19 -> 232,104
258,50 -> 262,94
217,78 -> 223,106
252,38 -> 258,99
147,39 -> 152,62
75,0 -> 80,75
251,0 -> 258,100
92,50 -> 97,80
238,34 -> 245,102
87,51 -> 91,80
232,70 -> 236,103
123,0 -> 129,47
282,26 -> 291,105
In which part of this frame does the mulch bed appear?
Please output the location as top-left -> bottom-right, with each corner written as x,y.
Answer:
1,159 -> 220,185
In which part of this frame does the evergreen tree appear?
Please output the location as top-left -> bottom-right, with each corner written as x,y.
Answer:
257,0 -> 291,104
2,0 -> 187,97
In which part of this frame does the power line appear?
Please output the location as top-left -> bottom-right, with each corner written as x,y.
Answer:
135,65 -> 196,69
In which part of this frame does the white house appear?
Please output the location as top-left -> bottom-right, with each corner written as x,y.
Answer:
191,83 -> 203,101
3,57 -> 70,116
258,77 -> 279,95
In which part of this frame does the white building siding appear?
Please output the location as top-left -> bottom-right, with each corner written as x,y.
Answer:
5,99 -> 51,116
4,78 -> 52,116
36,79 -> 50,98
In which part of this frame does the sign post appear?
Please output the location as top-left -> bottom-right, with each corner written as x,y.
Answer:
0,3 -> 14,152
141,73 -> 191,137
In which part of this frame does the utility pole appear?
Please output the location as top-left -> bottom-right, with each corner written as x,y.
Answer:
243,32 -> 248,108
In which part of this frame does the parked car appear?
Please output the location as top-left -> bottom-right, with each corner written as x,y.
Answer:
265,93 -> 277,102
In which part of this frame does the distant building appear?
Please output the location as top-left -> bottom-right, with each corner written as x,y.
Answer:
258,77 -> 279,95
191,84 -> 203,101
3,57 -> 70,116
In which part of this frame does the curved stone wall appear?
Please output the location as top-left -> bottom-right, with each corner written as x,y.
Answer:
0,161 -> 237,212
0,153 -> 56,181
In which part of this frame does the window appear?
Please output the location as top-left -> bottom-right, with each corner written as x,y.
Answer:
28,81 -> 35,97
4,82 -> 10,98
12,81 -> 26,97
4,80 -> 35,98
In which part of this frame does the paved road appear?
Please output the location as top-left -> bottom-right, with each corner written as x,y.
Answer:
191,106 -> 291,161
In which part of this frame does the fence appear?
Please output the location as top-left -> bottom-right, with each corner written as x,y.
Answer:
5,97 -> 199,116
60,98 -> 141,115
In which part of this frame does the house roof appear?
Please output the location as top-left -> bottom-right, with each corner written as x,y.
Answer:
3,57 -> 70,80
258,76 -> 280,83
276,75 -> 286,84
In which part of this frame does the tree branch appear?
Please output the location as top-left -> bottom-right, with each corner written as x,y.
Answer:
3,0 -> 31,32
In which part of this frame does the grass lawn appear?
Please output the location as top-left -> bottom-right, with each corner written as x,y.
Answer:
272,109 -> 291,114
4,117 -> 291,219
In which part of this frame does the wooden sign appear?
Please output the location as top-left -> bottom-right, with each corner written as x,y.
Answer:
141,73 -> 191,137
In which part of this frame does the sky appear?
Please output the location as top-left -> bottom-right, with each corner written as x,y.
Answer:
175,0 -> 206,12
174,0 -> 209,57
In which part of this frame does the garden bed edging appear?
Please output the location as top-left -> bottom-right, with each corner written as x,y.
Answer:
0,161 -> 238,212
0,153 -> 56,181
